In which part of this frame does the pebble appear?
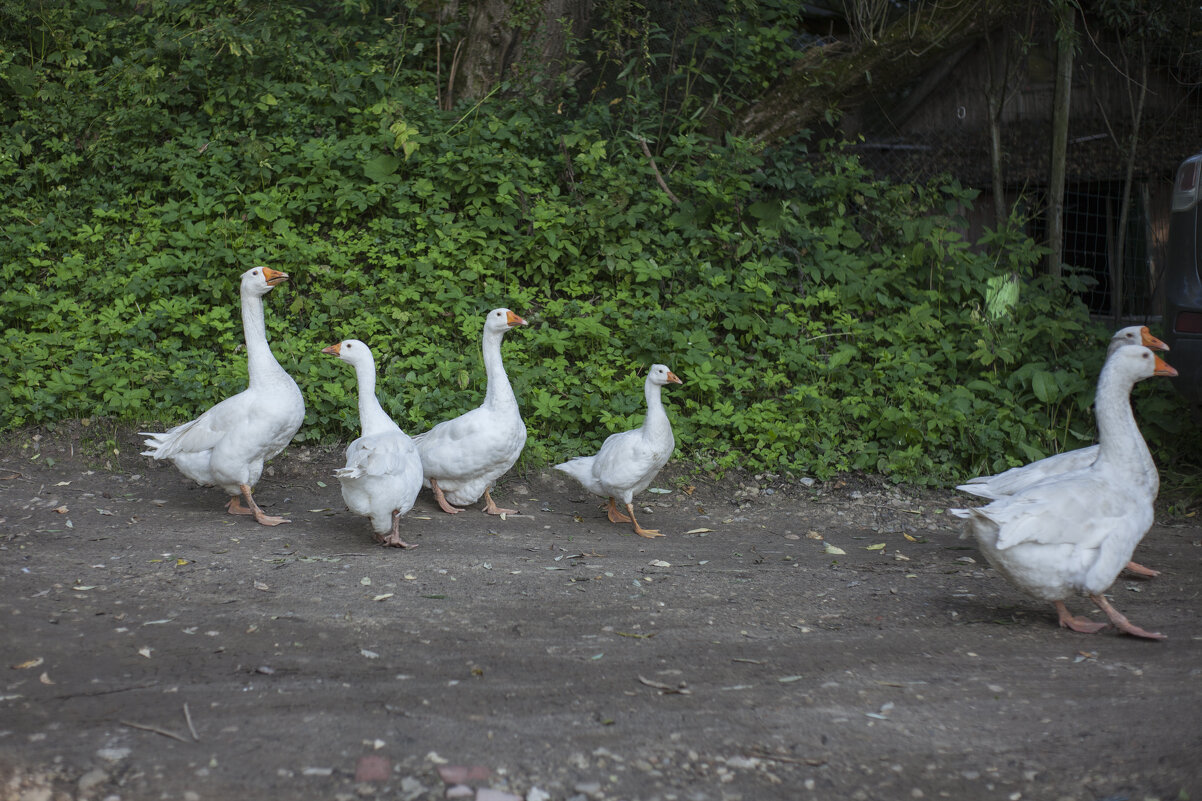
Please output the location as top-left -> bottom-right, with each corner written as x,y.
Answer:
77,767 -> 108,793
573,781 -> 602,797
526,789 -> 552,801
476,790 -> 522,801
446,786 -> 474,799
95,748 -> 130,763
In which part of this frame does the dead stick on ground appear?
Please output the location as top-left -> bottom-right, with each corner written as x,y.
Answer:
638,137 -> 680,204
120,720 -> 190,743
183,702 -> 199,741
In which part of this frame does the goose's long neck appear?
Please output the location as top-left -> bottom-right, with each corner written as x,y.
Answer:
242,289 -> 287,388
1093,366 -> 1152,476
642,380 -> 670,436
482,329 -> 517,409
353,358 -> 398,436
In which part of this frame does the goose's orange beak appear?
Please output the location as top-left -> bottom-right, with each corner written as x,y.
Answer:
1154,355 -> 1178,377
262,267 -> 289,287
666,371 -> 683,385
321,343 -> 341,356
506,311 -> 528,327
1140,326 -> 1169,352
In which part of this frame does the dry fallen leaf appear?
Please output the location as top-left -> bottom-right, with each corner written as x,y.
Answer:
805,531 -> 823,540
138,646 -> 152,659
372,593 -> 394,602
684,528 -> 713,535
649,559 -> 671,568
54,506 -> 68,514
865,543 -> 886,551
39,672 -> 54,685
12,657 -> 43,670
823,543 -> 846,555
253,581 -> 269,592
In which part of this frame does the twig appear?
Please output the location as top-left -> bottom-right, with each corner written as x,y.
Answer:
120,720 -> 190,743
637,137 -> 680,204
746,748 -> 826,766
183,702 -> 199,741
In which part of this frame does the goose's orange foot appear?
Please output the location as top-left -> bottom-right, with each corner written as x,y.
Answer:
430,479 -> 463,515
606,498 -> 633,524
1090,594 -> 1165,641
482,489 -> 518,516
1054,601 -> 1107,634
231,485 -> 289,526
1123,560 -> 1160,578
627,503 -> 664,539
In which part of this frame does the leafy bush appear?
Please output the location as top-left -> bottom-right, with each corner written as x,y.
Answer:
0,0 -> 1196,488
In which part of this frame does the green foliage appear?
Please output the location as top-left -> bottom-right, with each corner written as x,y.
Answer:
1,0 -> 1197,487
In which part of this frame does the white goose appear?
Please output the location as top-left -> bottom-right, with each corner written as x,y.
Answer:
413,308 -> 528,515
957,325 -> 1168,577
949,345 -> 1176,640
323,340 -> 423,549
141,267 -> 305,526
555,363 -> 683,538
958,325 -> 1168,500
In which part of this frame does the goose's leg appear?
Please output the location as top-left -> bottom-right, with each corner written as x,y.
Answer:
606,498 -> 633,524
481,488 -> 518,516
378,509 -> 418,549
626,502 -> 664,539
1123,560 -> 1160,578
1054,601 -> 1107,634
229,484 -> 289,526
430,479 -> 463,515
1089,594 -> 1166,640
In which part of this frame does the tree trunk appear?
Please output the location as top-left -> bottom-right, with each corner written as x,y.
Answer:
1045,1 -> 1075,279
450,0 -> 594,107
1110,49 -> 1148,326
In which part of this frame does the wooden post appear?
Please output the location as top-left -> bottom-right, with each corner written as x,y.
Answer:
1046,1 -> 1075,278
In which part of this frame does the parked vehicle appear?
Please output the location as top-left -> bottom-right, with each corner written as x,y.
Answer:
1163,151 -> 1202,407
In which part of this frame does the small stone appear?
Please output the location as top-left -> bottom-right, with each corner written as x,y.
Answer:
446,785 -> 474,799
527,788 -> 552,801
77,768 -> 108,793
476,790 -> 522,801
355,754 -> 391,783
573,781 -> 602,797
95,748 -> 130,763
400,777 -> 426,798
439,764 -> 492,785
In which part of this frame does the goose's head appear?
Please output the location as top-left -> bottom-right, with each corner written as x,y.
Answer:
1111,344 -> 1178,382
322,339 -> 374,369
242,266 -> 289,297
1110,325 -> 1168,355
485,308 -> 528,335
648,363 -> 684,387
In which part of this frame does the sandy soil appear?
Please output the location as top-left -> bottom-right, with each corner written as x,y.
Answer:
2,429 -> 1201,801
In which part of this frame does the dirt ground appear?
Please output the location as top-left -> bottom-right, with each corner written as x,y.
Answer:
2,428 -> 1201,801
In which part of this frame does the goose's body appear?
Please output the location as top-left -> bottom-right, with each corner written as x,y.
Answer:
141,267 -> 305,526
324,340 -> 423,548
555,364 -> 683,538
949,345 -> 1175,639
413,309 -> 528,515
957,326 -> 1167,578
